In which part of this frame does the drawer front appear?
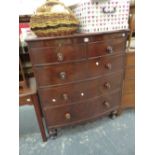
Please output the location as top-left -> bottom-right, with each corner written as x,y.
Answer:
30,44 -> 86,65
87,54 -> 124,77
44,91 -> 121,128
35,55 -> 124,87
35,60 -> 87,87
87,37 -> 126,58
39,72 -> 123,107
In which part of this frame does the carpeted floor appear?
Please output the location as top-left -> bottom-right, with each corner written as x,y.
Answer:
19,107 -> 135,155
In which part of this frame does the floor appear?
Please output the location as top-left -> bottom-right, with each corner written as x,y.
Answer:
19,106 -> 135,155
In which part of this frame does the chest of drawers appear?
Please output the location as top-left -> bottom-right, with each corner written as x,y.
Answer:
26,30 -> 128,137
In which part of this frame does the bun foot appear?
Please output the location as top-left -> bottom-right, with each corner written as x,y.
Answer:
109,110 -> 118,119
49,129 -> 58,139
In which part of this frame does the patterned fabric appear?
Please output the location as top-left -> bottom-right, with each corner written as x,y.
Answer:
72,0 -> 130,33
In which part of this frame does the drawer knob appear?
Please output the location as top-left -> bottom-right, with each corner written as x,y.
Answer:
105,63 -> 112,70
122,33 -> 126,37
57,52 -> 64,61
81,92 -> 85,96
65,113 -> 71,120
96,61 -> 100,66
59,72 -> 66,80
62,93 -> 69,101
52,99 -> 56,102
103,101 -> 110,108
26,98 -> 31,102
84,37 -> 89,42
104,82 -> 111,89
106,46 -> 113,54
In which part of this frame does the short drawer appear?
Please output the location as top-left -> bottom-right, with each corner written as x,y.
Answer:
39,72 -> 123,107
87,37 -> 126,58
43,91 -> 120,128
30,43 -> 86,65
87,54 -> 124,77
35,54 -> 124,87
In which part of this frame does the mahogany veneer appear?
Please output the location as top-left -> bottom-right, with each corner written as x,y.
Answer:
26,30 -> 128,139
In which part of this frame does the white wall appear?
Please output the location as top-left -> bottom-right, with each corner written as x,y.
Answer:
60,0 -> 80,6
19,0 -> 80,15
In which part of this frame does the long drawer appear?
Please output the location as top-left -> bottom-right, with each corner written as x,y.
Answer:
39,71 -> 123,107
35,54 -> 124,87
43,91 -> 121,129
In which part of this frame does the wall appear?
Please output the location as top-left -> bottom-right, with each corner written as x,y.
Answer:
19,0 -> 81,15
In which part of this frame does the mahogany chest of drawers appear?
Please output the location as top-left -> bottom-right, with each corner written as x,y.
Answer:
26,30 -> 128,138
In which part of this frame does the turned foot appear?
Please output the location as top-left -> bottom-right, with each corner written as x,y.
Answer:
49,129 -> 58,139
109,110 -> 118,119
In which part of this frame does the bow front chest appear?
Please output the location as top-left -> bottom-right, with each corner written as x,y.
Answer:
26,30 -> 128,138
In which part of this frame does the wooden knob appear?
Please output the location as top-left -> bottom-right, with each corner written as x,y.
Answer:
65,113 -> 71,120
84,37 -> 89,42
106,46 -> 113,54
104,82 -> 111,89
59,72 -> 66,80
122,33 -> 126,37
103,101 -> 110,108
105,63 -> 112,70
52,98 -> 56,102
26,98 -> 31,102
96,61 -> 99,66
62,93 -> 68,101
57,52 -> 64,61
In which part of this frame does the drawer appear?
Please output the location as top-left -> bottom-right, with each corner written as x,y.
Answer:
39,72 -> 123,107
87,54 -> 124,77
87,37 -> 126,58
35,54 -> 124,87
30,43 -> 86,65
43,91 -> 120,128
